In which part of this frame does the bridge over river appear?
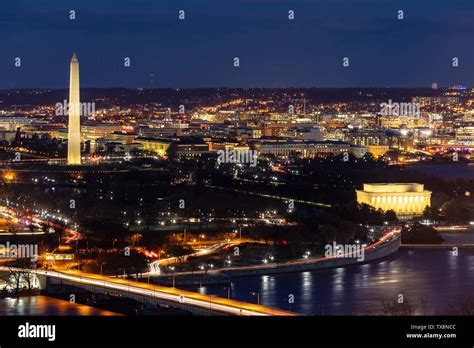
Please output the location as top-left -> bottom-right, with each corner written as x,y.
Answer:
0,267 -> 297,316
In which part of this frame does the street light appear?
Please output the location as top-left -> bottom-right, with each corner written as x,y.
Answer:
250,291 -> 260,305
209,294 -> 215,310
223,286 -> 231,299
169,266 -> 176,287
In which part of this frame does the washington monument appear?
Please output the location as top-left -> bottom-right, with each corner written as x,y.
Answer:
67,53 -> 81,165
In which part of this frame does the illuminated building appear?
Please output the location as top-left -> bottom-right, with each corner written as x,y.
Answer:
136,136 -> 209,158
168,137 -> 209,158
67,53 -> 81,165
257,140 -> 350,158
455,127 -> 474,144
2,171 -> 15,182
0,116 -> 34,131
356,183 -> 431,217
348,130 -> 390,147
207,140 -> 249,152
81,124 -> 124,141
348,130 -> 413,152
281,127 -> 323,141
351,145 -> 370,158
134,137 -> 173,156
0,130 -> 16,143
260,122 -> 294,137
368,145 -> 389,158
139,126 -> 187,138
235,126 -> 262,139
104,131 -> 138,145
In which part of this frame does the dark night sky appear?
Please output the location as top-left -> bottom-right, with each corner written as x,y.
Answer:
1,0 -> 474,89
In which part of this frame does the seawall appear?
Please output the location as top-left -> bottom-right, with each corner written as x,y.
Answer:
218,234 -> 401,277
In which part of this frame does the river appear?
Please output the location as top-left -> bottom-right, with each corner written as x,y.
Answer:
194,232 -> 474,315
0,295 -> 118,315
405,163 -> 474,180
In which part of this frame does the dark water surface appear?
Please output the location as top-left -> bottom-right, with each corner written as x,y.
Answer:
195,239 -> 474,315
405,163 -> 474,180
0,295 -> 119,315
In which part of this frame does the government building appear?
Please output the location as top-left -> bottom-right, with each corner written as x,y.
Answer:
356,183 -> 431,217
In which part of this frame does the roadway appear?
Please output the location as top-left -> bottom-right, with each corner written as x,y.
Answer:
0,204 -> 80,243
0,267 -> 298,316
146,240 -> 229,275
159,229 -> 401,277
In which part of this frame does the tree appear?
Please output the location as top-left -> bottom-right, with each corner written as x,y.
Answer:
6,268 -> 22,294
441,201 -> 473,222
362,152 -> 375,162
6,258 -> 35,293
384,210 -> 398,223
319,224 -> 337,244
129,233 -> 143,247
126,251 -> 148,280
401,223 -> 444,244
166,244 -> 193,264
422,206 -> 440,221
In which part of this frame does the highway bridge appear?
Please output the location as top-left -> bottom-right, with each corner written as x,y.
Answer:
0,267 -> 297,316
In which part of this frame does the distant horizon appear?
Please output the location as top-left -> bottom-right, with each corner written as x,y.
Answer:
0,86 -> 468,91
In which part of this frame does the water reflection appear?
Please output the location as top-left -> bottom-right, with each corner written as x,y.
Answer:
196,249 -> 474,315
0,296 -> 119,316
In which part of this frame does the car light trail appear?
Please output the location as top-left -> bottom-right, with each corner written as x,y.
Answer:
0,267 -> 298,316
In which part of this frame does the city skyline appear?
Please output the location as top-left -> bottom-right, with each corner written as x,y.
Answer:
1,1 -> 474,346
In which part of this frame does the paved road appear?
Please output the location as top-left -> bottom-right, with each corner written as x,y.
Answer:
0,267 -> 298,316
165,229 -> 401,277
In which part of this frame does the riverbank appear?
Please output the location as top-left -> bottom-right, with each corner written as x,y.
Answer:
218,232 -> 401,277
155,231 -> 400,283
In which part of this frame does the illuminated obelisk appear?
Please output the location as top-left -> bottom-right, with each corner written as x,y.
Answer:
67,53 -> 81,165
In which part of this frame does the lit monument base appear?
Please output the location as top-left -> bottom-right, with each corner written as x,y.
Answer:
356,183 -> 431,217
